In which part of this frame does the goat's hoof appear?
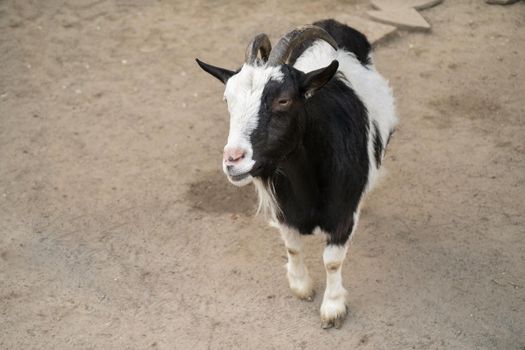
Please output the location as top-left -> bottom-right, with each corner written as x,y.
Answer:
288,274 -> 315,301
293,288 -> 315,302
320,304 -> 348,329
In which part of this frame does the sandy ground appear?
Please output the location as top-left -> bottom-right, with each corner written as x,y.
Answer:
1,0 -> 524,349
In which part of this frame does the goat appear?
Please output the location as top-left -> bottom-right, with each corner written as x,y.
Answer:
196,19 -> 398,329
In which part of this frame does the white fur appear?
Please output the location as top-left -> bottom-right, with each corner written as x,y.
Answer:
320,244 -> 349,322
294,40 -> 399,191
323,244 -> 348,265
253,178 -> 281,225
279,224 -> 314,300
222,64 -> 283,185
347,206 -> 362,242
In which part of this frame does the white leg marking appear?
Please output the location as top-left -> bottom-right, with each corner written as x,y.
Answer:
347,207 -> 362,243
279,225 -> 314,301
320,244 -> 349,329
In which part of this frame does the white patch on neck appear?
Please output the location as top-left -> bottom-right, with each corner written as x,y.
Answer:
293,40 -> 398,193
293,40 -> 337,73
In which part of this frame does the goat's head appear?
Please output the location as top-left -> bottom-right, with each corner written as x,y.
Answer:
196,26 -> 339,186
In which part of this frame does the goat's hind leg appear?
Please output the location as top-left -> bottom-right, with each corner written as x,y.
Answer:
278,225 -> 315,301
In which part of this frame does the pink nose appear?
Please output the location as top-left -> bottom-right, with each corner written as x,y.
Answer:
223,147 -> 246,164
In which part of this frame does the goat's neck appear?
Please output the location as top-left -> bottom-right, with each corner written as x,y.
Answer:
277,143 -> 319,203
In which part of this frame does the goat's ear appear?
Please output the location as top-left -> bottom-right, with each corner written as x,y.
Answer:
300,60 -> 339,99
196,58 -> 235,84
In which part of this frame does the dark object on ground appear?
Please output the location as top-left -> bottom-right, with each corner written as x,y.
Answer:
486,0 -> 521,5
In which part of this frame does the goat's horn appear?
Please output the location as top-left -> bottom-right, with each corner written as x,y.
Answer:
267,25 -> 338,66
245,33 -> 272,65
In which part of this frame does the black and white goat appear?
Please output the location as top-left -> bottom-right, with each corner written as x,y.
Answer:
196,19 -> 398,329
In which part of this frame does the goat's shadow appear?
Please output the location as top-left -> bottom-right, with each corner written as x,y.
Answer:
184,170 -> 257,216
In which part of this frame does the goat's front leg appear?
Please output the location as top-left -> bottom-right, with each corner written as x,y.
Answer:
320,211 -> 359,329
320,243 -> 349,328
278,225 -> 315,301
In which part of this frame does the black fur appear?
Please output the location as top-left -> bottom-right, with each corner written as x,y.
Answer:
249,64 -> 369,246
373,120 -> 383,168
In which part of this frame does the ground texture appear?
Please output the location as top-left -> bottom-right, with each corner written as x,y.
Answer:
1,0 -> 524,349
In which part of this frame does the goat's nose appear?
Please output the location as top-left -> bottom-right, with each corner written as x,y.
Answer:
223,147 -> 246,164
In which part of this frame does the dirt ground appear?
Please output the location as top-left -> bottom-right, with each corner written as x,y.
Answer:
1,0 -> 524,349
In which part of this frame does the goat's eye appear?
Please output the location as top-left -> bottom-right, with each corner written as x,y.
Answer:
272,97 -> 292,111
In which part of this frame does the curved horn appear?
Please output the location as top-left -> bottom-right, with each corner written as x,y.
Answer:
267,25 -> 338,66
245,33 -> 272,65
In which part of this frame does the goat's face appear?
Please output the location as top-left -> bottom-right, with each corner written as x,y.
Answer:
196,60 -> 338,186
222,64 -> 304,186
196,26 -> 339,186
